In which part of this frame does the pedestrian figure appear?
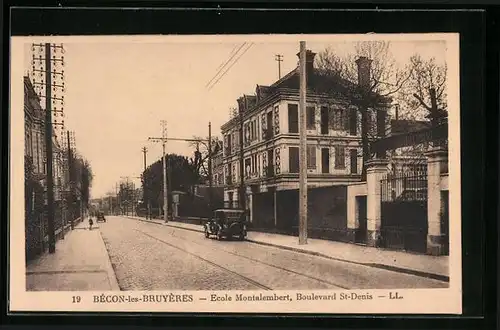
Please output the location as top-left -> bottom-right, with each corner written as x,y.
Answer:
89,217 -> 93,231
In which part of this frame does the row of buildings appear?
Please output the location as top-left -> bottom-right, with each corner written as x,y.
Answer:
24,75 -> 82,260
208,49 -> 449,255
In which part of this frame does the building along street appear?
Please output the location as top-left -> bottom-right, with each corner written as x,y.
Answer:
98,216 -> 447,291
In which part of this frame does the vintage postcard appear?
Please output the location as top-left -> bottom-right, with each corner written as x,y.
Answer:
10,33 -> 461,314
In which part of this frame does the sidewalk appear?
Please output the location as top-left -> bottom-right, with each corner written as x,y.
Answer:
127,215 -> 449,282
26,219 -> 120,291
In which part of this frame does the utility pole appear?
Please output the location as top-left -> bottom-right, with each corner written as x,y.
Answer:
31,43 -> 65,253
275,54 -> 283,79
298,41 -> 308,245
141,146 -> 150,219
239,111 -> 245,211
66,131 -> 74,229
148,120 -> 169,223
208,122 -> 213,220
115,183 -> 121,215
44,43 -> 56,253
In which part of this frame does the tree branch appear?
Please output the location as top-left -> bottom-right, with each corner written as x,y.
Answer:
412,93 -> 432,111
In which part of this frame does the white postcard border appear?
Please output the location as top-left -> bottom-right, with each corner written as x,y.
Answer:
9,33 -> 462,314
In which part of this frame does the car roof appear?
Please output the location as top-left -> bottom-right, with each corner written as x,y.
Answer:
214,209 -> 245,213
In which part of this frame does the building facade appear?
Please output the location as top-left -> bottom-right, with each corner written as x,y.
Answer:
219,51 -> 390,226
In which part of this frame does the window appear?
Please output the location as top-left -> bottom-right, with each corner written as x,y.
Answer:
333,109 -> 348,131
307,145 -> 316,169
288,104 -> 299,133
335,146 -> 346,169
252,120 -> 256,141
306,106 -> 315,129
350,149 -> 358,174
266,111 -> 273,139
289,147 -> 299,173
257,154 -> 261,175
256,119 -> 260,141
349,110 -> 357,135
321,148 -> 330,173
245,158 -> 251,178
267,149 -> 274,176
320,106 -> 329,134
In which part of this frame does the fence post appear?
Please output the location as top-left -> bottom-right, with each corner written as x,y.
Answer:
365,158 -> 389,247
425,146 -> 448,255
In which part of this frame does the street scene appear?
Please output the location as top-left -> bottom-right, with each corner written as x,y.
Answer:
22,35 -> 452,293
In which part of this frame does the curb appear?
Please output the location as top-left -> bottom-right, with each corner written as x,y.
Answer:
125,216 -> 449,283
97,230 -> 121,291
245,239 -> 449,283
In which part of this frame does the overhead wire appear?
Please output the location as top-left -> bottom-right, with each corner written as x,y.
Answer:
207,43 -> 254,91
205,42 -> 247,88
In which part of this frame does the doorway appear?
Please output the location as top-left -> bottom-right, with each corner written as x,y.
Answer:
355,196 -> 367,244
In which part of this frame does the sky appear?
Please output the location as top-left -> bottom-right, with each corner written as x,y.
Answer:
23,35 -> 447,199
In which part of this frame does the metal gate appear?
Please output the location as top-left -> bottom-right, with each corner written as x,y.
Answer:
380,171 -> 428,253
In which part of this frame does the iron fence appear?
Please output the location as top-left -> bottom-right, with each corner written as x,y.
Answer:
380,171 -> 428,202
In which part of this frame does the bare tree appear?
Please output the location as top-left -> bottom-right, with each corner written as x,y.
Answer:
315,41 -> 413,179
398,54 -> 448,121
387,54 -> 448,166
188,136 -> 221,179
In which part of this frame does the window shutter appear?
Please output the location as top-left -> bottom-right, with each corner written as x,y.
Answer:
307,145 -> 316,169
288,104 -> 299,133
342,110 -> 349,131
289,147 -> 299,173
306,106 -> 315,129
349,110 -> 357,135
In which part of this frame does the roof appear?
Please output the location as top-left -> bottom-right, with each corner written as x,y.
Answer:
390,119 -> 431,136
221,54 -> 391,131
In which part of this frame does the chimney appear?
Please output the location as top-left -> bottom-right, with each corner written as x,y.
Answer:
296,49 -> 316,78
355,56 -> 372,89
394,104 -> 399,120
237,97 -> 245,114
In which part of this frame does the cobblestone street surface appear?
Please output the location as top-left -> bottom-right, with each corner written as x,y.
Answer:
100,216 -> 448,291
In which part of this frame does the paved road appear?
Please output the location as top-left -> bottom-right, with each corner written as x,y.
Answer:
99,216 -> 448,291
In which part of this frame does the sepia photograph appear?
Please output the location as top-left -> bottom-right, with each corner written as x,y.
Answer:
10,33 -> 461,314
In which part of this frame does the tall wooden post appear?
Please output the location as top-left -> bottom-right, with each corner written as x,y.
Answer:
239,112 -> 245,210
298,41 -> 308,245
44,43 -> 56,253
66,130 -> 74,229
208,122 -> 213,219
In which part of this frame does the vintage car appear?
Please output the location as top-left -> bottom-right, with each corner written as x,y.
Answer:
204,209 -> 247,241
96,212 -> 106,223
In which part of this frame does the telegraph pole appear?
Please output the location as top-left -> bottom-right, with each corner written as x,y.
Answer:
239,111 -> 245,211
32,43 -> 66,252
44,43 -> 56,253
66,131 -> 74,229
115,183 -> 121,215
141,146 -> 150,219
298,41 -> 308,245
148,120 -> 169,223
275,54 -> 283,79
208,122 -> 213,219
